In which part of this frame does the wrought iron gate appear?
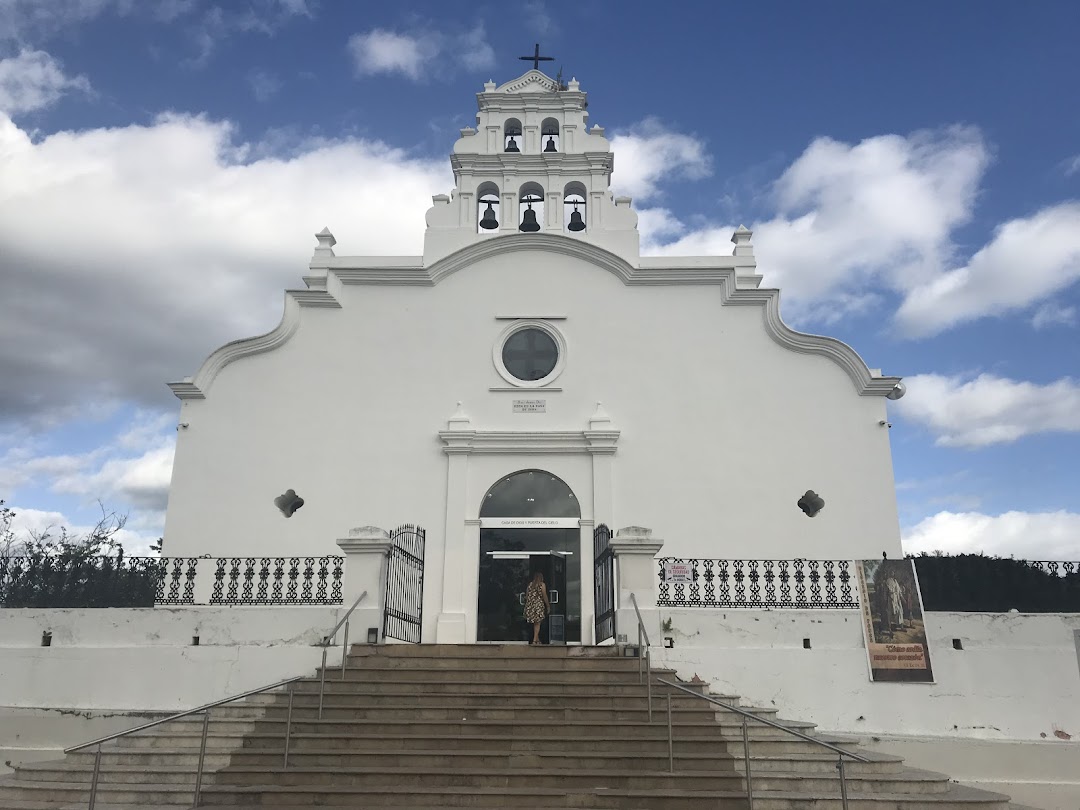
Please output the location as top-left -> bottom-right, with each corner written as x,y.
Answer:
593,523 -> 615,643
383,524 -> 425,643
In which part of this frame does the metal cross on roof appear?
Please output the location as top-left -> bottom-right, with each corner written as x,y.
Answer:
519,43 -> 554,71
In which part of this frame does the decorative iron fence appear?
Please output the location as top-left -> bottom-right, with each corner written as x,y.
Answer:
210,557 -> 343,605
657,558 -> 859,609
0,555 -> 198,608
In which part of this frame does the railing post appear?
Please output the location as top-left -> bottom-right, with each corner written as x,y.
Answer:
283,683 -> 294,770
339,620 -> 350,681
838,756 -> 849,810
318,647 -> 328,720
742,716 -> 754,810
87,744 -> 101,810
193,711 -> 209,807
646,647 -> 653,723
637,625 -> 643,684
666,693 -> 673,773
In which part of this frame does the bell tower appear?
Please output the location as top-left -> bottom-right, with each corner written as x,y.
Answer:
423,57 -> 639,264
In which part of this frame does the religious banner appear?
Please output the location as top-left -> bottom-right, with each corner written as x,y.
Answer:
856,559 -> 935,683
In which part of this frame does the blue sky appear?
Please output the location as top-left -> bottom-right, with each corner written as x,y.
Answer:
1,0 -> 1078,558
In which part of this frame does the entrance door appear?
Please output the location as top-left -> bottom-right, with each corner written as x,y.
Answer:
476,470 -> 582,643
477,530 -> 580,643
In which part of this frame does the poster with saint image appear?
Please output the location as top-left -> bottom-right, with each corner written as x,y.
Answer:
856,559 -> 934,683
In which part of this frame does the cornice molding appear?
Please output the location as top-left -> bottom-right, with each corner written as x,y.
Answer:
175,236 -> 899,401
438,429 -> 621,456
717,275 -> 903,396
168,288 -> 341,400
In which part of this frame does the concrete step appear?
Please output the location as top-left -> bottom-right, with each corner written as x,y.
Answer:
308,666 -> 682,684
60,745 -> 906,777
150,715 -> 819,741
346,643 -> 625,659
216,703 -> 739,723
238,688 -> 742,708
339,654 -> 652,671
287,678 -> 710,697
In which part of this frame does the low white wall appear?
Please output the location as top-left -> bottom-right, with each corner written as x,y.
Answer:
0,605 -> 350,762
0,606 -> 358,711
650,609 -> 1080,743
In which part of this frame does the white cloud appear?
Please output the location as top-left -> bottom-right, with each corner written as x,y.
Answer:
1032,302 -> 1077,329
349,29 -> 427,80
347,23 -> 494,81
247,68 -> 281,102
646,127 -> 989,323
1064,155 -> 1080,177
0,0 -> 131,41
0,111 -> 448,423
895,203 -> 1080,337
609,118 -> 712,202
52,443 -> 175,511
0,49 -> 90,114
893,373 -> 1080,447
903,510 -> 1080,560
6,504 -> 160,554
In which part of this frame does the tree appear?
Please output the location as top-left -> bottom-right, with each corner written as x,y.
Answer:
0,499 -> 22,556
0,502 -> 163,608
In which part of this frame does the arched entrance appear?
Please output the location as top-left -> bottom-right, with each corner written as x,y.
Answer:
477,470 -> 581,643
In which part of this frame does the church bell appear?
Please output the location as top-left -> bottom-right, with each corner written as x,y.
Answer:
479,201 -> 499,230
505,136 -> 520,153
519,203 -> 540,232
568,204 -> 585,232
544,136 -> 557,153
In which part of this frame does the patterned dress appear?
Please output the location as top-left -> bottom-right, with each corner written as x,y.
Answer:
524,579 -> 547,623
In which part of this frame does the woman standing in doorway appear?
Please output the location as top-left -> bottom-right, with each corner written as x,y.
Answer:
524,570 -> 550,645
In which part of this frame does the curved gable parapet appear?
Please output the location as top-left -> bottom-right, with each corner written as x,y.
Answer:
168,289 -> 340,400
719,280 -> 903,396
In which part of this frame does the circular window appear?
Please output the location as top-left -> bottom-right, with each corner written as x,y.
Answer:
503,328 -> 558,381
493,321 -> 567,388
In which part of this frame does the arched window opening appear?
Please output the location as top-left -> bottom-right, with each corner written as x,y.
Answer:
563,182 -> 586,233
477,181 -> 500,234
541,118 -> 560,153
504,118 -> 522,153
518,182 -> 544,232
480,470 -> 580,518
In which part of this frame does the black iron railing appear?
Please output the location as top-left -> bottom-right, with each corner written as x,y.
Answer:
657,558 -> 859,609
383,525 -> 425,643
210,557 -> 344,605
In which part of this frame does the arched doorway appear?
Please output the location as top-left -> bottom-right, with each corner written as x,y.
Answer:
477,470 -> 581,643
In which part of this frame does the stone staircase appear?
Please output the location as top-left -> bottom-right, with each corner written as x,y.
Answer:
0,644 -> 1016,808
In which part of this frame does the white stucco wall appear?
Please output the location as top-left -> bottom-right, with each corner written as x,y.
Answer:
649,609 -> 1080,743
164,245 -> 903,641
0,606 -> 342,711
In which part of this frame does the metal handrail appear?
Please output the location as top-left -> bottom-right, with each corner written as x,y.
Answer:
66,674 -> 305,809
317,590 -> 368,718
628,593 -> 653,721
65,675 -> 305,753
657,677 -> 867,810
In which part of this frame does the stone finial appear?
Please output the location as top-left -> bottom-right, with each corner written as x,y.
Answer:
314,227 -> 337,258
447,401 -> 471,430
432,194 -> 451,205
567,78 -> 580,92
731,225 -> 753,257
589,401 -> 613,430
591,124 -> 605,137
459,126 -> 476,137
613,196 -> 632,208
483,80 -> 496,92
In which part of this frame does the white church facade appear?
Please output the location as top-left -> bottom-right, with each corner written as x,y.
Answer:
163,67 -> 908,646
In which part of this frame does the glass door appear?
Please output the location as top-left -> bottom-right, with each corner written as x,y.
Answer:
477,528 -> 580,643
